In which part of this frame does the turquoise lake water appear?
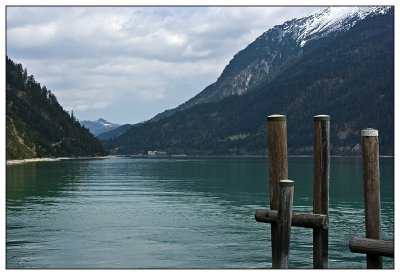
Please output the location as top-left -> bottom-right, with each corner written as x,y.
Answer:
6,156 -> 394,269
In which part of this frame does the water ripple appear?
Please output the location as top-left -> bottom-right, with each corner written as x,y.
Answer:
6,157 -> 394,269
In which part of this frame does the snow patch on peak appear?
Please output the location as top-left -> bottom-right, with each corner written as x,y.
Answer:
297,6 -> 391,47
96,118 -> 112,126
80,118 -> 121,136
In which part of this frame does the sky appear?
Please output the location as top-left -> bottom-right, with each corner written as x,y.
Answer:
6,5 -> 322,124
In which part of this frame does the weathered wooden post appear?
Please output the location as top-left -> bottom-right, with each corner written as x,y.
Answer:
313,115 -> 330,268
277,179 -> 294,268
361,128 -> 382,268
348,129 -> 393,266
256,114 -> 331,268
267,114 -> 288,268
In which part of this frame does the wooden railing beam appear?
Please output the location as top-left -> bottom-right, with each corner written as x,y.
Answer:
255,209 -> 328,230
349,237 -> 394,258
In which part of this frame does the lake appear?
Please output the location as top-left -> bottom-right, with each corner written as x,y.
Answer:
6,156 -> 394,269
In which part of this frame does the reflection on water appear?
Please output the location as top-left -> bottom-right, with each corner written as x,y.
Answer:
6,157 -> 394,268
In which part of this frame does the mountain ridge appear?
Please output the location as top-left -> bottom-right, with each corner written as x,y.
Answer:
81,118 -> 122,136
103,6 -> 393,156
150,6 -> 392,122
97,124 -> 133,140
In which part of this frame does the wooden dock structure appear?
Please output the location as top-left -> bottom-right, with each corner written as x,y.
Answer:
255,116 -> 393,269
348,128 -> 394,268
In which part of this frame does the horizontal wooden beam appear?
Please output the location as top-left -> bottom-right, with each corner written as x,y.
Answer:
255,209 -> 328,230
349,236 -> 394,258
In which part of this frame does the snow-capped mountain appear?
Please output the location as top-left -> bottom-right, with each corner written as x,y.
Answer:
151,6 -> 392,122
296,6 -> 391,47
81,118 -> 121,136
107,5 -> 393,156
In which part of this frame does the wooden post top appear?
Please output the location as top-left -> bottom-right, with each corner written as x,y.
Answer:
280,179 -> 294,187
361,128 -> 379,137
267,114 -> 286,121
314,115 -> 330,121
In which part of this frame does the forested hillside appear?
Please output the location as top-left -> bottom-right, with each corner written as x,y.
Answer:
6,57 -> 107,159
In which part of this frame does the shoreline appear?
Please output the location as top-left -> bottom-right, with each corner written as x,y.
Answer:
6,155 -> 113,165
121,154 -> 394,158
6,154 -> 394,165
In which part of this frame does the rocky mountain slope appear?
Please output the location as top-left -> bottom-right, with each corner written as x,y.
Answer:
103,6 -> 394,156
151,6 -> 391,122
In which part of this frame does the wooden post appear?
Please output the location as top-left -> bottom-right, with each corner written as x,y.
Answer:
277,180 -> 294,268
313,115 -> 330,269
267,114 -> 288,268
361,128 -> 382,269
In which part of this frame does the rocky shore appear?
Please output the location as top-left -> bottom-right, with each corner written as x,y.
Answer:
6,156 -> 113,165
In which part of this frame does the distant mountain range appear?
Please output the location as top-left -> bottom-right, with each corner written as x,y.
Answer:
6,57 -> 107,159
80,118 -> 122,136
96,124 -> 133,140
103,6 -> 394,156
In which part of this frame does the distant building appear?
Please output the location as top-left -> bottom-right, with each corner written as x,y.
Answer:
147,150 -> 167,156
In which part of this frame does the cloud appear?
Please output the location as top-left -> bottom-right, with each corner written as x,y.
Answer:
6,6 -> 321,124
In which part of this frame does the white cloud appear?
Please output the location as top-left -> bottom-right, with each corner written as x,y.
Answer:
8,22 -> 57,47
6,6 -> 321,124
